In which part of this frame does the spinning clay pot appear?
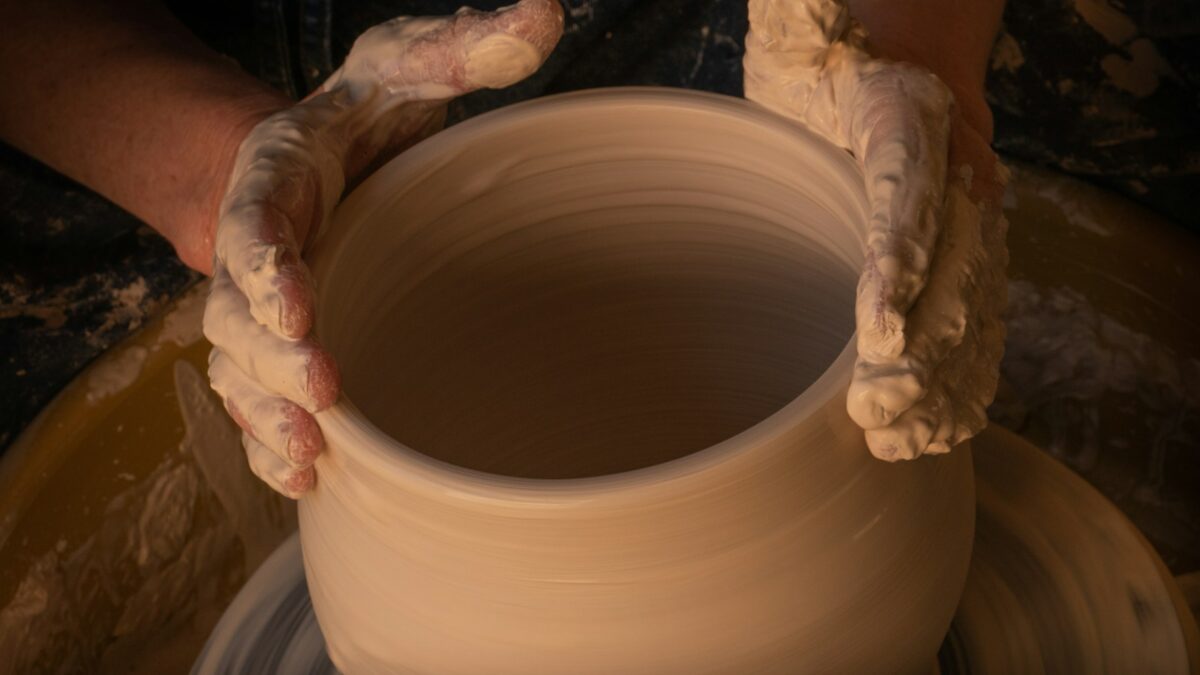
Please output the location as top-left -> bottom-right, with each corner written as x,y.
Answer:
301,88 -> 975,673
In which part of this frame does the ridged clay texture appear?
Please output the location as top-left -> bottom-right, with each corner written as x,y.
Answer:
300,88 -> 975,674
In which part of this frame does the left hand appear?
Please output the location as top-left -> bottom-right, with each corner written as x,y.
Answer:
743,0 -> 1009,460
203,0 -> 564,497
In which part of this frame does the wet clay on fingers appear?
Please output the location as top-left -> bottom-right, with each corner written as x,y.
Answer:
301,89 -> 975,673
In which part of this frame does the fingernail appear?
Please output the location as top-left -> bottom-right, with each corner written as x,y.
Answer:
284,467 -> 315,497
286,409 -> 323,465
289,437 -> 321,466
305,349 -> 341,411
925,441 -> 951,455
464,34 -> 542,89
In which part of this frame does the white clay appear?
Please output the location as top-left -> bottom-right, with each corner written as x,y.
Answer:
299,88 -> 976,674
744,0 -> 1008,459
464,33 -> 544,89
203,0 -> 565,494
205,0 -> 1007,485
204,270 -> 319,410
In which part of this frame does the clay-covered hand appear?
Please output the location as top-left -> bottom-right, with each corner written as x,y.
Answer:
743,0 -> 1008,460
203,0 -> 564,497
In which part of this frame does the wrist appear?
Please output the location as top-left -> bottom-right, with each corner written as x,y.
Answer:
169,91 -> 288,275
846,0 -> 1002,142
0,0 -> 294,274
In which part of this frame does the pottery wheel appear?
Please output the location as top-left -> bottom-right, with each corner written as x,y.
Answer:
192,425 -> 1197,674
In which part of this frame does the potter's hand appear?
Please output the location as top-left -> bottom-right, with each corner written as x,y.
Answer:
204,0 -> 564,497
744,0 -> 1008,460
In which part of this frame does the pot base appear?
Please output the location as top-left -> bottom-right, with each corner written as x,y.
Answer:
193,425 -> 1198,674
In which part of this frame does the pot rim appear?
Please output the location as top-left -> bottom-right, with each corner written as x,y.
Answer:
308,86 -> 867,504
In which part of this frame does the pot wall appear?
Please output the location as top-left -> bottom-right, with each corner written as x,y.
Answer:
301,88 -> 975,674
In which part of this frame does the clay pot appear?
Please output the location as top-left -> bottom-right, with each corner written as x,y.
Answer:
302,88 -> 974,673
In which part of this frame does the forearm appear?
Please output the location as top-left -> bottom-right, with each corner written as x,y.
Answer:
847,0 -> 1006,139
0,0 -> 290,273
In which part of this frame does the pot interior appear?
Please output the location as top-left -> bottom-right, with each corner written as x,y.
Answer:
317,91 -> 862,479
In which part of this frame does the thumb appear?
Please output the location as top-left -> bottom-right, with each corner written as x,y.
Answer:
324,0 -> 564,103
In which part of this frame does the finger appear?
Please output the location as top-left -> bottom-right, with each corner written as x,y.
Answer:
744,0 -> 953,361
862,229 -> 1006,462
846,355 -> 925,430
745,0 -> 853,52
216,198 -> 319,340
864,382 -> 956,461
453,0 -> 564,91
742,0 -> 865,142
203,267 -> 339,412
849,180 -> 1006,427
217,116 -> 341,339
863,337 -> 977,461
219,0 -> 565,327
326,0 -> 563,102
864,313 -> 997,461
851,64 -> 953,361
243,431 -> 316,499
209,348 -> 323,467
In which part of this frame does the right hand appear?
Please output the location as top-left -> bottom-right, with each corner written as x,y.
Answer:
203,0 -> 564,498
743,0 -> 1009,461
